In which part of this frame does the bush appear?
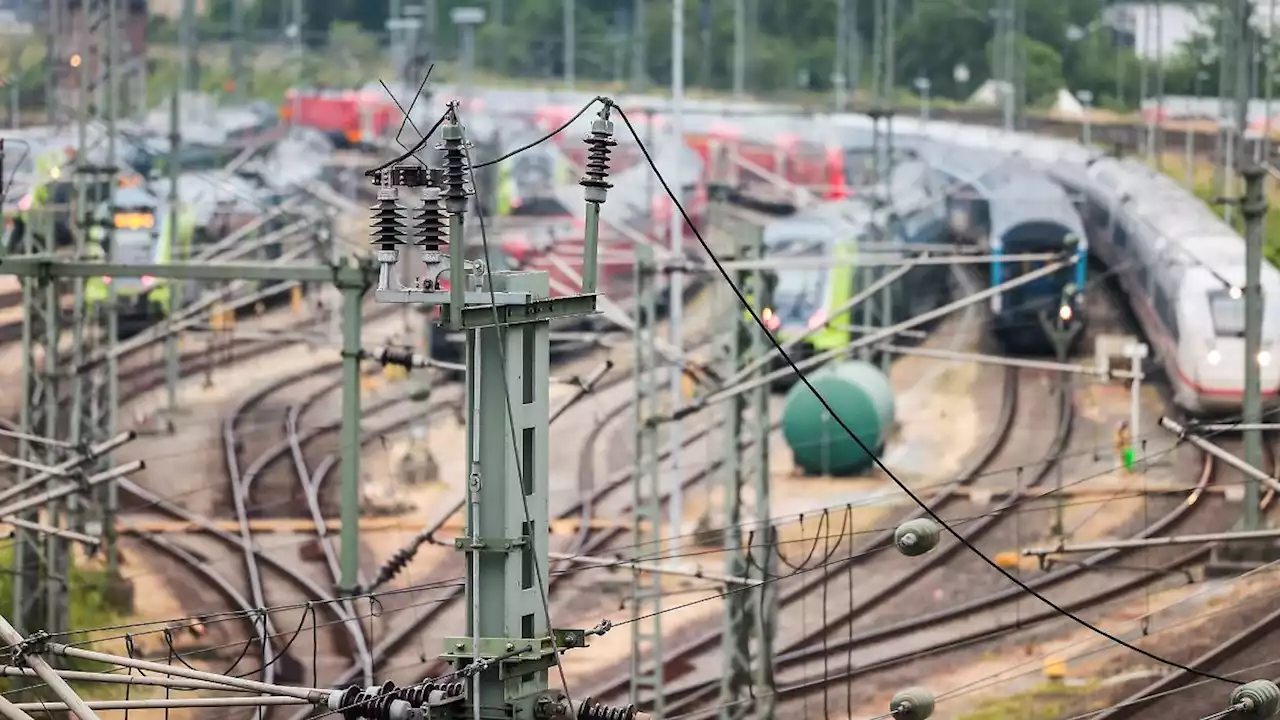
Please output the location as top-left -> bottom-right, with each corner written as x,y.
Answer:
0,545 -> 127,702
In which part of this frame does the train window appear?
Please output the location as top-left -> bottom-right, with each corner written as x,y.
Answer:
1208,290 -> 1248,337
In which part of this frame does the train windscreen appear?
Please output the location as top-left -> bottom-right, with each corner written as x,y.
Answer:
1208,289 -> 1247,337
771,241 -> 827,328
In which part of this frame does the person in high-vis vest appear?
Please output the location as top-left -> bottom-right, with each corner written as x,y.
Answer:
1115,421 -> 1135,473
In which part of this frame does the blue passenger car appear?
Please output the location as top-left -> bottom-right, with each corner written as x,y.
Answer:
983,163 -> 1088,354
920,145 -> 1088,354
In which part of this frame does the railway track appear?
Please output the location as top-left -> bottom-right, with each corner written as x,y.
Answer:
115,367 -> 462,720
293,260 -> 982,708
644,438 -> 1274,720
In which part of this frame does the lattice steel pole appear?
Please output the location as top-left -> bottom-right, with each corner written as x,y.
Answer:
630,243 -> 664,714
717,229 -> 775,720
14,206 -> 60,640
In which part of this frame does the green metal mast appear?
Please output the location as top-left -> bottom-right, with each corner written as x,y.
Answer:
1241,165 -> 1267,533
630,243 -> 664,715
716,230 -> 776,720
365,105 -> 609,720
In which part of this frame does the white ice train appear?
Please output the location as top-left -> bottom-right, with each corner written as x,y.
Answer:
1082,155 -> 1280,415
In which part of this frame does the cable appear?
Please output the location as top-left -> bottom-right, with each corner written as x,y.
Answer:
612,102 -> 1240,685
472,98 -> 603,170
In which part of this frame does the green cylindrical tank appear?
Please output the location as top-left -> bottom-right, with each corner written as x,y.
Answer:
782,361 -> 895,476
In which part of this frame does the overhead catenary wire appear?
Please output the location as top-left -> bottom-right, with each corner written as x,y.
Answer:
27,305 -> 1280,654
611,101 -> 1240,685
10,90 -> 1269,712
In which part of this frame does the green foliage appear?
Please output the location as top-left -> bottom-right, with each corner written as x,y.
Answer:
179,0 -> 1157,109
0,546 -> 127,702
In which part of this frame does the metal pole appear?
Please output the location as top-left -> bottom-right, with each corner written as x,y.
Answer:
8,41 -> 17,129
1154,0 -> 1165,162
164,82 -> 181,417
717,240 -> 748,719
1140,1 -> 1151,159
1128,342 -> 1148,472
632,0 -> 646,91
834,0 -> 847,111
46,643 -> 328,701
45,0 -> 58,125
461,23 -> 476,101
1266,0 -> 1276,162
630,245 -> 663,712
1024,527 -> 1280,556
849,1 -> 861,101
0,666 -> 321,694
564,0 -> 574,89
668,0 -> 686,560
338,282 -> 363,593
1002,0 -> 1014,131
1160,417 -> 1280,495
1242,165 -> 1268,531
327,216 -> 340,344
11,699 -> 311,712
0,694 -> 34,720
0,614 -> 102,720
1186,77 -> 1198,188
231,0 -> 245,100
732,0 -> 744,99
103,0 -> 122,579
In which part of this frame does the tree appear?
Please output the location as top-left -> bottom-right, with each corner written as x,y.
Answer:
173,0 -> 1155,110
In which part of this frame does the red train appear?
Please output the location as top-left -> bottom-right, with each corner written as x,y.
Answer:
279,89 -> 402,148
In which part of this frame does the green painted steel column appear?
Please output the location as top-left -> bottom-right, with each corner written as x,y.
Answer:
338,282 -> 364,593
1242,165 -> 1267,532
463,272 -> 553,716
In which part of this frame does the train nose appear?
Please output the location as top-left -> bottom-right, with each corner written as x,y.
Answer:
1196,340 -> 1248,394
1195,340 -> 1280,400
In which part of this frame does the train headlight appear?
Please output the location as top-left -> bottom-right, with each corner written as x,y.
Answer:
1058,304 -> 1073,322
1260,350 -> 1272,367
762,307 -> 782,331
1207,349 -> 1222,365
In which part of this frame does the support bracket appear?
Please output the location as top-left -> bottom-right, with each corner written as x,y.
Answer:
452,536 -> 529,552
439,629 -> 587,664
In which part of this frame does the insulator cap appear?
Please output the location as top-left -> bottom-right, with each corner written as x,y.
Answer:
580,107 -> 618,204
437,119 -> 473,214
578,697 -> 637,720
413,186 -> 449,251
894,518 -> 942,557
1232,680 -> 1280,717
370,193 -> 408,247
890,687 -> 935,720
